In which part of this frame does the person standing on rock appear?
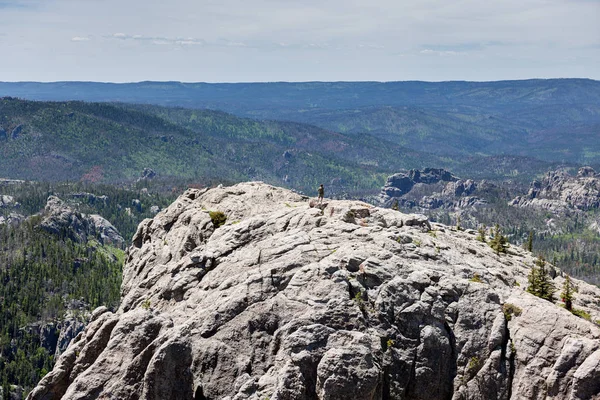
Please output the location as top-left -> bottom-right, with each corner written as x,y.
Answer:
318,184 -> 324,204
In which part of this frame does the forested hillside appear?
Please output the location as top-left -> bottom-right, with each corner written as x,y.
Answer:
0,180 -> 176,397
2,79 -> 598,165
0,98 -> 442,197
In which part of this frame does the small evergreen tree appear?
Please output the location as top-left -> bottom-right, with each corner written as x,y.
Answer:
525,231 -> 533,252
476,225 -> 487,242
391,199 -> 399,211
527,256 -> 556,301
456,215 -> 462,231
489,224 -> 509,255
560,274 -> 575,311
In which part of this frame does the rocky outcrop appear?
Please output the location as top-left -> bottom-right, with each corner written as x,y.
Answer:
0,178 -> 25,185
0,385 -> 23,400
29,182 -> 600,400
70,192 -> 109,205
11,124 -> 23,139
380,168 -> 459,203
138,168 -> 157,181
0,195 -> 17,208
150,205 -> 161,215
0,125 -> 23,140
380,169 -> 491,211
510,167 -> 600,212
0,212 -> 24,225
54,317 -> 87,359
41,196 -> 124,246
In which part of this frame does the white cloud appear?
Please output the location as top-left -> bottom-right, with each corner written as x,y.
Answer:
357,43 -> 385,49
420,49 -> 468,56
109,33 -> 205,46
0,0 -> 597,81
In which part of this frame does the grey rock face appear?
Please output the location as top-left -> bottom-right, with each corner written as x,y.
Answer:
10,124 -> 23,139
510,167 -> 600,212
0,212 -> 24,226
381,168 -> 459,204
29,182 -> 600,400
380,170 -> 489,212
0,195 -> 15,208
70,192 -> 109,205
54,317 -> 87,359
2,385 -> 23,400
150,205 -> 160,214
380,168 -> 458,206
40,196 -> 124,246
138,168 -> 157,181
0,178 -> 25,185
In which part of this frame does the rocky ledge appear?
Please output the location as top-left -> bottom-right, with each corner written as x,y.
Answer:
29,182 -> 600,400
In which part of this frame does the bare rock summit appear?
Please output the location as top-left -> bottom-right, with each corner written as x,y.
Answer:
29,182 -> 600,400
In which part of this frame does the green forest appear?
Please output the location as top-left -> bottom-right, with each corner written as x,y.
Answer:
0,180 -> 176,397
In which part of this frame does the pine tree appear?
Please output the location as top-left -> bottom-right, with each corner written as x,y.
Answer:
489,224 -> 509,255
560,274 -> 575,311
476,225 -> 487,242
527,256 -> 556,301
526,231 -> 533,252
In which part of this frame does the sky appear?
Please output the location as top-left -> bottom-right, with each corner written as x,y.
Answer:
0,0 -> 598,82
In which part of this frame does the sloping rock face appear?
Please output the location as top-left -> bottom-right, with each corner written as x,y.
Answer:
510,167 -> 600,212
29,182 -> 600,400
40,196 -> 124,246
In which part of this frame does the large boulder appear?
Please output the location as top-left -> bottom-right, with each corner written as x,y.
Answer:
28,182 -> 600,400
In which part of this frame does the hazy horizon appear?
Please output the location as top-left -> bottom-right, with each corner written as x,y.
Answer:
1,77 -> 598,85
0,0 -> 598,82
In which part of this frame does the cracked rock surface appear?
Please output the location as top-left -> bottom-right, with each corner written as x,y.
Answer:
28,182 -> 600,400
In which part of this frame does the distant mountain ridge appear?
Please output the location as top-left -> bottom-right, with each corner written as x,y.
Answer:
2,79 -> 599,165
1,79 -> 598,112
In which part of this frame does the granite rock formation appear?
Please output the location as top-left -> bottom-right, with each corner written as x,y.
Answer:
40,196 -> 124,246
0,194 -> 17,208
29,182 -> 600,400
510,167 -> 600,212
379,169 -> 491,211
0,212 -> 24,226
